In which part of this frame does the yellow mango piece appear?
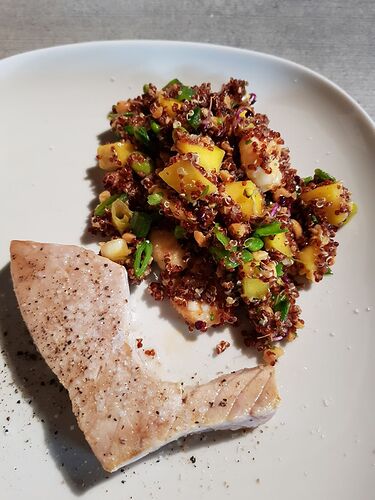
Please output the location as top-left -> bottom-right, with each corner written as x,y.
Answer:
297,245 -> 318,281
301,182 -> 351,226
224,180 -> 264,220
159,160 -> 217,199
97,141 -> 135,171
242,277 -> 269,300
264,233 -> 293,257
158,96 -> 182,118
176,139 -> 225,173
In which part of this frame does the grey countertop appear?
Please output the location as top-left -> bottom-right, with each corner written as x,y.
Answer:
1,0 -> 374,118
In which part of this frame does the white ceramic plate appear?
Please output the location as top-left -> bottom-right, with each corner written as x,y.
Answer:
0,41 -> 374,500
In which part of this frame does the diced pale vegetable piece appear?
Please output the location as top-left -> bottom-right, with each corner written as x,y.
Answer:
224,180 -> 264,219
157,96 -> 182,118
97,141 -> 135,171
239,136 -> 283,192
150,229 -> 187,271
100,239 -> 130,261
301,182 -> 352,226
297,245 -> 318,281
242,277 -> 269,300
159,160 -> 217,198
264,232 -> 293,257
175,137 -> 225,172
111,199 -> 132,234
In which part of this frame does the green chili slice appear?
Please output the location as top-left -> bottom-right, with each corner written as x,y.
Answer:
187,107 -> 201,129
275,262 -> 284,277
130,212 -> 153,238
254,222 -> 287,237
150,121 -> 161,134
244,236 -> 264,251
134,240 -> 153,278
314,168 -> 336,182
94,193 -> 128,217
147,193 -> 163,206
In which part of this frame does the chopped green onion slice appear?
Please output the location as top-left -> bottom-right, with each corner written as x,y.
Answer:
94,193 -> 128,217
273,293 -> 290,321
241,249 -> 253,263
134,126 -> 150,146
209,247 -> 238,270
134,240 -> 153,278
314,168 -> 336,182
324,267 -> 333,275
123,112 -> 134,117
147,193 -> 163,206
177,86 -> 195,102
150,121 -> 161,134
244,236 -> 264,252
303,176 -> 313,183
130,211 -> 153,238
124,124 -> 135,135
187,107 -> 201,129
163,78 -> 183,89
254,222 -> 287,237
143,83 -> 150,94
174,225 -> 187,239
275,262 -> 284,277
213,224 -> 230,247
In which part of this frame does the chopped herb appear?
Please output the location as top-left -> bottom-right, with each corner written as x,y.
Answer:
143,84 -> 150,94
133,240 -> 153,278
273,293 -> 290,321
150,121 -> 161,134
187,107 -> 201,129
244,236 -> 264,252
324,267 -> 333,275
94,193 -> 128,216
147,193 -> 163,206
275,262 -> 284,277
254,222 -> 287,237
209,247 -> 238,270
314,168 -> 336,182
163,78 -> 182,89
303,176 -> 313,183
177,86 -> 195,102
174,225 -> 186,239
130,212 -> 153,238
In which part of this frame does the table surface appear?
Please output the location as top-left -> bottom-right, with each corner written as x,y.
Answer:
1,0 -> 374,119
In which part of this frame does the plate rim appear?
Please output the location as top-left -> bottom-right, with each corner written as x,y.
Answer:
1,39 -> 374,129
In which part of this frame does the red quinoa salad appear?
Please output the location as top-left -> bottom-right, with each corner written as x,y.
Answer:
90,78 -> 355,364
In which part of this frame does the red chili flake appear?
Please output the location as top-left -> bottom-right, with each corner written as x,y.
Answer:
215,340 -> 230,354
136,338 -> 143,348
144,349 -> 156,357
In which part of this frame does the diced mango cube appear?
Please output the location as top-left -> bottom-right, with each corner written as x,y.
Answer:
242,277 -> 269,300
97,141 -> 135,171
297,245 -> 318,281
158,96 -> 182,118
301,182 -> 352,226
176,138 -> 225,172
224,180 -> 264,219
264,233 -> 293,257
159,160 -> 217,199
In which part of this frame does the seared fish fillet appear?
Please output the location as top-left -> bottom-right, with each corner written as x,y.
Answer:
10,240 -> 280,472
